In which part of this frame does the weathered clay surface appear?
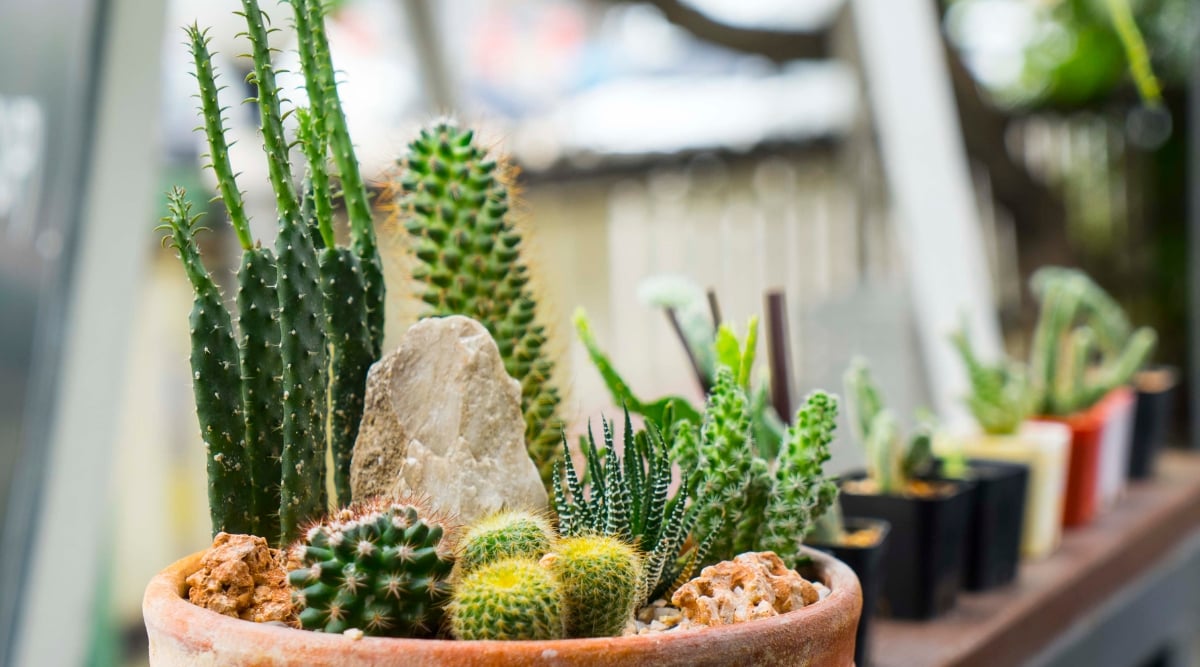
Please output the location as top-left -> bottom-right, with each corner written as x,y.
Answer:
671,552 -> 819,628
184,532 -> 292,625
350,316 -> 547,523
145,546 -> 861,666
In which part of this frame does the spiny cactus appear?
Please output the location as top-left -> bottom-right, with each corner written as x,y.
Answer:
760,391 -> 839,566
287,500 -> 456,637
544,535 -> 642,638
395,121 -> 562,486
456,510 -> 555,575
449,558 -> 564,641
1029,268 -> 1156,416
843,358 -> 934,495
554,410 -> 707,607
158,189 -> 253,536
169,0 -> 385,542
950,321 -> 1034,436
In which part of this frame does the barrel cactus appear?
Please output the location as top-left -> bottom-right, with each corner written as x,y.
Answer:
543,535 -> 642,638
287,500 -> 456,637
455,510 -> 555,575
448,558 -> 565,641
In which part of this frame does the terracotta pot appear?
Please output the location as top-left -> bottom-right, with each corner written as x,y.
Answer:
935,421 -> 1070,559
143,547 -> 861,667
1033,388 -> 1132,527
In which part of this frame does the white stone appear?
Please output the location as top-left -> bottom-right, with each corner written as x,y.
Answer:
350,316 -> 548,523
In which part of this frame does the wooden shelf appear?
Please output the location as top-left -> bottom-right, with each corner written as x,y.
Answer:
872,449 -> 1200,667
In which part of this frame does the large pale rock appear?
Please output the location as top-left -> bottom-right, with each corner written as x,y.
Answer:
350,316 -> 548,523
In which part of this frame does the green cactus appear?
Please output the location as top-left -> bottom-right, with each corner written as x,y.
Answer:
843,358 -> 935,495
1029,268 -> 1156,416
554,411 -> 707,606
288,500 -> 456,637
760,391 -> 839,566
689,367 -> 755,563
449,558 -> 564,641
546,535 -> 642,638
456,510 -> 556,575
396,121 -> 563,486
157,189 -> 254,536
950,320 -> 1034,435
169,1 -> 385,542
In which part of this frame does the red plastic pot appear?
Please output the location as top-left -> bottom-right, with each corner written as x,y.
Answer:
1034,388 -> 1131,527
143,547 -> 861,666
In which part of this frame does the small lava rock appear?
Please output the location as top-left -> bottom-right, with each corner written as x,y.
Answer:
670,552 -> 819,628
185,532 -> 294,625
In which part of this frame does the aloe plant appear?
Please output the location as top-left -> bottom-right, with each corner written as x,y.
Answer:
843,358 -> 933,495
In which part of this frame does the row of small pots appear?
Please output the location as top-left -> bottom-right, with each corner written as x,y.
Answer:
809,366 -> 1177,667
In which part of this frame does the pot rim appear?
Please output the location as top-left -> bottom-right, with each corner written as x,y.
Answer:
144,545 -> 861,655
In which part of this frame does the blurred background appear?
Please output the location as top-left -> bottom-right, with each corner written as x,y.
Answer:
0,0 -> 1196,664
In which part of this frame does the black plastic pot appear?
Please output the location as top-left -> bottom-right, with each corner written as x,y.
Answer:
1129,366 -> 1178,477
839,473 -> 973,620
961,459 -> 1028,591
808,518 -> 890,667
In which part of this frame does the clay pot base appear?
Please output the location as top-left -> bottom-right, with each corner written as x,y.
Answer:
145,547 -> 862,667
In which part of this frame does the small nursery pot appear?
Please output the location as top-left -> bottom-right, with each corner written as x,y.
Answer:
1095,388 -> 1136,510
1129,366 -> 1178,478
1033,388 -> 1132,528
960,460 -> 1028,591
808,518 -> 890,667
839,474 -> 973,620
143,547 -> 861,667
935,421 -> 1069,559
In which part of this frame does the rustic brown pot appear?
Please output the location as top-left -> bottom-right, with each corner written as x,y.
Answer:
143,547 -> 861,666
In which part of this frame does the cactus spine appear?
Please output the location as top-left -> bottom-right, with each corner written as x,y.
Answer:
544,535 -> 641,638
456,510 -> 555,575
395,121 -> 563,485
158,190 -> 254,536
288,500 -> 456,637
449,558 -> 564,641
169,0 -> 384,542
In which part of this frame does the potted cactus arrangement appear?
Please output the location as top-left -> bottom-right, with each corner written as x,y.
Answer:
1027,268 -> 1155,526
142,3 -> 863,665
837,359 -> 974,620
935,322 -> 1070,561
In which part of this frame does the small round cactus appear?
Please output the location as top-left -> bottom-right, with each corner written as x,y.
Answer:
456,510 -> 556,575
543,535 -> 642,638
287,499 -> 456,637
449,558 -> 564,641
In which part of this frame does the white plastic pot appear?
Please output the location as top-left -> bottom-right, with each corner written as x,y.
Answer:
935,421 -> 1070,559
1095,388 -> 1136,510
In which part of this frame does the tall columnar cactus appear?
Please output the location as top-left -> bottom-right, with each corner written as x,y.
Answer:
158,189 -> 254,536
950,322 -> 1034,436
843,358 -> 934,495
456,510 -> 556,575
449,558 -> 564,641
544,535 -> 642,638
169,0 -> 384,543
554,411 -> 707,607
1029,268 -> 1156,416
395,121 -> 562,485
287,500 -> 456,637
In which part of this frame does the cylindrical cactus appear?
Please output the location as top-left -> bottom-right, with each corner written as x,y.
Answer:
456,510 -> 556,575
394,121 -> 563,486
288,500 -> 457,637
448,558 -> 564,641
543,535 -> 642,638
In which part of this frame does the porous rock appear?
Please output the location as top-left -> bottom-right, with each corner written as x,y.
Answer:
350,316 -> 548,523
670,551 -> 818,627
185,532 -> 293,624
